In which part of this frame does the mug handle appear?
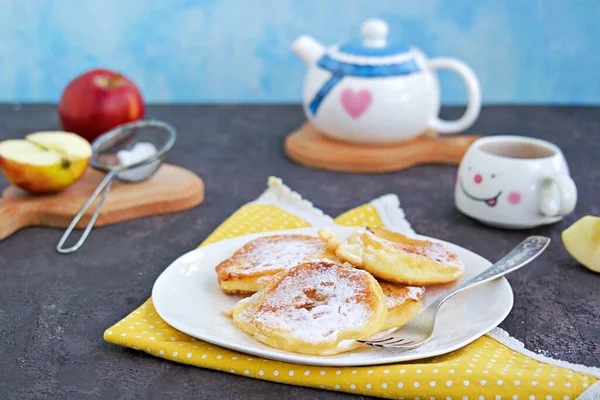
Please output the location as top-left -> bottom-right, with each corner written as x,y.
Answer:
540,174 -> 578,217
427,58 -> 482,134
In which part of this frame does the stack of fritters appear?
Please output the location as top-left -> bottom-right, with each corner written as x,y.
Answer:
215,227 -> 463,356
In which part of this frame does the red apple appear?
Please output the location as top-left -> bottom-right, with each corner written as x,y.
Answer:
58,68 -> 145,142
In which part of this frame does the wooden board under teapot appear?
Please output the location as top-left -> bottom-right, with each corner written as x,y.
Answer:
285,123 -> 479,173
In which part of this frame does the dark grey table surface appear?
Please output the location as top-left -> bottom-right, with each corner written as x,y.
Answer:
0,104 -> 598,399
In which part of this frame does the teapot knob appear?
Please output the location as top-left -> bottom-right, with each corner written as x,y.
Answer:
361,19 -> 388,48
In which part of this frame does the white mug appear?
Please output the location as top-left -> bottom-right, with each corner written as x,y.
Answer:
455,136 -> 577,229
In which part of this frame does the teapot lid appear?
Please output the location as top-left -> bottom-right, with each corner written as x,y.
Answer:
335,19 -> 411,59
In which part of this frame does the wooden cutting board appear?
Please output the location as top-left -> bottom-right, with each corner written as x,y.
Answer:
285,123 -> 479,173
0,164 -> 204,240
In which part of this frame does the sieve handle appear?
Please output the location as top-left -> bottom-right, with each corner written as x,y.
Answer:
56,170 -> 118,254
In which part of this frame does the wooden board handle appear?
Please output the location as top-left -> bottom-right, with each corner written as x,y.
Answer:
430,135 -> 480,164
0,198 -> 34,240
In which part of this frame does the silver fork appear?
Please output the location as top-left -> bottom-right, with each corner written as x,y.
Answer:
358,236 -> 551,349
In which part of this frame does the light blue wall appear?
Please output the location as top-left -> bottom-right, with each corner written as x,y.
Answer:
0,0 -> 598,105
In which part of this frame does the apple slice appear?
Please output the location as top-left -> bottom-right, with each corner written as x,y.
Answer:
562,216 -> 600,273
0,131 -> 91,194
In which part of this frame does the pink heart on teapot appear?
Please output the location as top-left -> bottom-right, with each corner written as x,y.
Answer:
340,89 -> 372,119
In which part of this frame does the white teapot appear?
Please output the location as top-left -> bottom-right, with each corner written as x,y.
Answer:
293,19 -> 482,144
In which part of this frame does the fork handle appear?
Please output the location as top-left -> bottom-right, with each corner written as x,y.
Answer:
432,236 -> 551,310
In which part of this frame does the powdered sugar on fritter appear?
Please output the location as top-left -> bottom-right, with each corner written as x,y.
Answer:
382,284 -> 425,308
240,236 -> 327,273
407,286 -> 425,301
243,262 -> 374,344
365,229 -> 464,270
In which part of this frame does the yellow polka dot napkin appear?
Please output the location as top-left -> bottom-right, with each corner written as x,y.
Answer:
104,177 -> 600,399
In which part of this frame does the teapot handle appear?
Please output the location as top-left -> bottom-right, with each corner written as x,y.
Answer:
427,58 -> 481,134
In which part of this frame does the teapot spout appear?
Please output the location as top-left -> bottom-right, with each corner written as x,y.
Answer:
292,35 -> 325,65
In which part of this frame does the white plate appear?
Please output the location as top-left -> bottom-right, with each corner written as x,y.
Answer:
152,226 -> 513,367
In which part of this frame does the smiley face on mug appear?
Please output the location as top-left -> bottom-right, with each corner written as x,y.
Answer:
458,166 -> 524,208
